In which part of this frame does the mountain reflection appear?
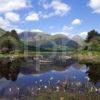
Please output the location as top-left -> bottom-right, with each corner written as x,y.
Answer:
0,58 -> 100,85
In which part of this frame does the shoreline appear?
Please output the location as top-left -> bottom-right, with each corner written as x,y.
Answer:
0,51 -> 100,65
72,51 -> 100,64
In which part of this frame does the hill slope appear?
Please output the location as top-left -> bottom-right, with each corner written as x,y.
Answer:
19,32 -> 80,50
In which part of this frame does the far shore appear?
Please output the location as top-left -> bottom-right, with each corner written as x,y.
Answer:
73,51 -> 100,64
0,51 -> 100,65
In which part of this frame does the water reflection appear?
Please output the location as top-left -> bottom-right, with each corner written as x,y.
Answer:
0,58 -> 21,81
0,58 -> 100,84
86,64 -> 100,84
0,58 -> 100,97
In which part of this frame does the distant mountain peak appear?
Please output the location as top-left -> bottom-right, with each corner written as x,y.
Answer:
72,35 -> 84,46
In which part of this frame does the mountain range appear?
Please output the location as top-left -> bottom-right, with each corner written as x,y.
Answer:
0,28 -> 84,51
19,31 -> 84,50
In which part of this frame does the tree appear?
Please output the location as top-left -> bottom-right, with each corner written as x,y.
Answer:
1,39 -> 15,53
85,30 -> 100,42
0,29 -> 23,54
84,30 -> 100,51
10,30 -> 19,40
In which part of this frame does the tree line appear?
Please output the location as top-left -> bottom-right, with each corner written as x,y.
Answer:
84,30 -> 100,51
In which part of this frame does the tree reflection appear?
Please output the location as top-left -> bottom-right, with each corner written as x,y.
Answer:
86,64 -> 100,84
0,58 -> 22,81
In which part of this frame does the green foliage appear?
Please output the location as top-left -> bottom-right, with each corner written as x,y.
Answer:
0,29 -> 23,54
84,30 -> 100,51
86,30 -> 100,42
0,28 -> 5,37
10,30 -> 19,40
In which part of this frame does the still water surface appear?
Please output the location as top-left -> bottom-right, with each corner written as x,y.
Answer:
0,58 -> 100,97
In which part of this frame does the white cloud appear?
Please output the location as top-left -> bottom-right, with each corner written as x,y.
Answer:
51,31 -> 70,36
39,0 -> 50,9
79,32 -> 88,39
0,16 -> 10,30
31,29 -> 43,32
0,16 -> 22,32
72,19 -> 81,25
51,0 -> 71,16
25,12 -> 39,21
62,26 -> 73,31
42,1 -> 49,9
51,31 -> 74,38
5,12 -> 20,22
39,0 -> 71,17
42,12 -> 54,18
51,32 -> 66,35
15,28 -> 24,33
50,25 -> 74,38
0,0 -> 31,13
89,0 -> 100,13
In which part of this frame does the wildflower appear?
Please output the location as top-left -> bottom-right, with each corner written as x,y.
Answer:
56,86 -> 60,92
37,88 -> 41,91
90,87 -> 93,92
40,79 -> 43,82
50,77 -> 54,80
31,91 -> 35,95
9,88 -> 12,92
76,82 -> 81,87
85,76 -> 89,81
44,85 -> 47,89
57,80 -> 60,83
95,88 -> 98,92
17,87 -> 20,91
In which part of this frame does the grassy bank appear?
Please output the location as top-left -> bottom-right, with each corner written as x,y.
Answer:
0,91 -> 100,100
28,92 -> 100,100
73,51 -> 100,64
0,51 -> 73,58
0,51 -> 100,65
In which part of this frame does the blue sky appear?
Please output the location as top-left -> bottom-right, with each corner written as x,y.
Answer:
0,0 -> 100,38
